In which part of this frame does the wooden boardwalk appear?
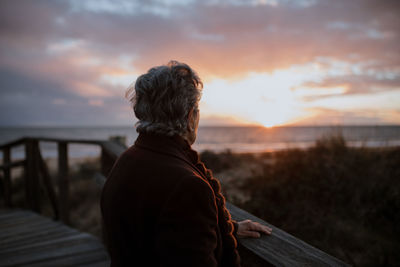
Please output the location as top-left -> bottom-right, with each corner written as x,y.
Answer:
0,209 -> 109,267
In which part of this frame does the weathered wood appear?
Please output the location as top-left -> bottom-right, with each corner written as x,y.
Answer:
2,146 -> 12,207
226,202 -> 350,267
26,250 -> 110,267
25,139 -> 41,212
0,232 -> 95,255
0,159 -> 26,170
109,135 -> 127,147
0,225 -> 75,249
0,209 -> 109,267
0,207 -> 36,218
100,140 -> 126,158
28,137 -> 104,145
100,140 -> 126,177
0,223 -> 75,246
78,259 -> 110,267
58,141 -> 69,225
0,137 -> 26,150
100,147 -> 113,177
37,149 -> 59,220
0,219 -> 57,240
0,213 -> 46,230
2,240 -> 105,266
93,172 -> 106,188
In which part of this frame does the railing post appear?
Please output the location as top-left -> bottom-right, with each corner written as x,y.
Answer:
25,139 -> 41,212
58,141 -> 69,224
3,146 -> 12,207
37,149 -> 59,220
101,147 -> 114,178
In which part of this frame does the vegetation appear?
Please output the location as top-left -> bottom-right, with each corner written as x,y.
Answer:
201,135 -> 400,266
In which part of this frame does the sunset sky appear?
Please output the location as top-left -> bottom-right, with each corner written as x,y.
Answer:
1,0 -> 399,127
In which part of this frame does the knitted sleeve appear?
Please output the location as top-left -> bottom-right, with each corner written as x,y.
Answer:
232,220 -> 239,237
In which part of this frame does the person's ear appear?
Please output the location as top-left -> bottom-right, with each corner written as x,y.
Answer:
187,108 -> 195,132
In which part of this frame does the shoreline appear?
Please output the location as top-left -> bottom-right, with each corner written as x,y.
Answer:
1,140 -> 399,161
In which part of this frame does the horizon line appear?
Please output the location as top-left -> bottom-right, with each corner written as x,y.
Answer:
1,124 -> 400,128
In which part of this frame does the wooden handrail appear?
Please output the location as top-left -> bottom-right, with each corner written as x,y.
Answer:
0,137 -> 27,150
226,203 -> 349,266
0,137 -> 105,149
0,159 -> 26,170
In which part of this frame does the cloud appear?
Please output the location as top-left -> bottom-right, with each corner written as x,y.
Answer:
0,0 -> 399,125
0,68 -> 131,126
292,107 -> 400,126
2,0 -> 399,77
299,74 -> 400,100
199,114 -> 254,126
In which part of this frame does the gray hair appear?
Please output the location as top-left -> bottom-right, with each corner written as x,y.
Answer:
126,60 -> 203,137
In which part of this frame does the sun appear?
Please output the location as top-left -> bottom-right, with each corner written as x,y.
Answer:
202,66 -> 319,127
262,122 -> 278,128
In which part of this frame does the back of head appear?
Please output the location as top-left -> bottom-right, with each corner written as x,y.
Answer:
126,60 -> 203,137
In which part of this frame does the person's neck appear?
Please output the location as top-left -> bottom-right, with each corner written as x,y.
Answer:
182,131 -> 196,145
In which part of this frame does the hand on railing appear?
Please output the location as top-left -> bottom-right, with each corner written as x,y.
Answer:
236,219 -> 272,238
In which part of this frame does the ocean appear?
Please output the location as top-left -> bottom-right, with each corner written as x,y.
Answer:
0,126 -> 399,159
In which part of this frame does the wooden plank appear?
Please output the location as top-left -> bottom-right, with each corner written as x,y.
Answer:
0,209 -> 109,267
0,137 -> 104,149
0,233 -> 97,253
0,240 -> 105,266
0,213 -> 50,229
226,202 -> 350,267
0,159 -> 26,171
0,220 -> 59,239
100,147 -> 115,177
100,141 -> 126,158
0,210 -> 70,241
38,148 -> 59,220
79,259 -> 111,267
0,219 -> 70,241
100,141 -> 126,177
25,140 -> 41,212
0,137 -> 26,150
93,172 -> 106,188
0,208 -> 14,215
0,226 -> 77,250
0,232 -> 94,255
0,209 -> 36,220
1,146 -> 12,207
58,141 -> 69,225
26,249 -> 109,267
27,137 -> 104,145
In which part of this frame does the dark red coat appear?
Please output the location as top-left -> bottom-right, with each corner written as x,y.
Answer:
101,133 -> 241,266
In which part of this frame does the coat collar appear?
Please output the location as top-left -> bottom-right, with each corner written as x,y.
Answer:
134,133 -> 205,176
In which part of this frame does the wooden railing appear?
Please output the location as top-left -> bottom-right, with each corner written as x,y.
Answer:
0,137 -> 125,225
0,137 -> 350,267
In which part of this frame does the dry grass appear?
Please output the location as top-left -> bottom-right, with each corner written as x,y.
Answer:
201,136 -> 400,266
